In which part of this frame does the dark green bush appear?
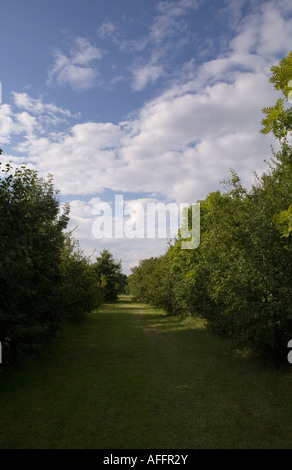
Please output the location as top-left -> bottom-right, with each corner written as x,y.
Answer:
0,160 -> 69,366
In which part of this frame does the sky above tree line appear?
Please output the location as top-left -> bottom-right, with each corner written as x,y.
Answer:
1,0 -> 292,273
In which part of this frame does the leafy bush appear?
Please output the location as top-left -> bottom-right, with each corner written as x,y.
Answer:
59,234 -> 103,320
0,160 -> 69,366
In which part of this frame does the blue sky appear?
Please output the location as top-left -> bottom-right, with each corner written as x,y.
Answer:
1,0 -> 292,273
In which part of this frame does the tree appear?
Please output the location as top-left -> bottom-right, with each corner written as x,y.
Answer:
93,249 -> 124,302
128,254 -> 174,313
59,233 -> 103,320
0,159 -> 69,365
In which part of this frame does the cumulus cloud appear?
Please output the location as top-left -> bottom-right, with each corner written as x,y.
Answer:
3,60 -> 277,202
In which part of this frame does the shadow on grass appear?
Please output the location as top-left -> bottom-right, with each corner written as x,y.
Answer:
113,296 -> 291,374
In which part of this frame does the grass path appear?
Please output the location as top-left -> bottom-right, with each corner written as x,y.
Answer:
1,295 -> 292,449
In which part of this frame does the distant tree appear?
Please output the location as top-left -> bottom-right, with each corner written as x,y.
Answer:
93,249 -> 124,302
119,273 -> 129,294
59,233 -> 103,320
128,254 -> 175,314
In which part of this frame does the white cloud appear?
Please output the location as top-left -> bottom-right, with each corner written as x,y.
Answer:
98,19 -> 117,39
0,104 -> 15,143
12,92 -> 72,117
230,0 -> 292,58
151,0 -> 199,44
132,64 -> 164,91
15,120 -> 123,195
47,37 -> 103,90
15,112 -> 37,136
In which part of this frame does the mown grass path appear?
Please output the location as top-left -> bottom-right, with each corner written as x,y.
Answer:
1,295 -> 292,449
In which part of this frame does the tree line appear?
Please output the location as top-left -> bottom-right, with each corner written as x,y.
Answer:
0,161 -> 126,369
128,51 -> 292,365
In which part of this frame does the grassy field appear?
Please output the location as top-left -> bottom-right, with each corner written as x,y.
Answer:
0,295 -> 292,449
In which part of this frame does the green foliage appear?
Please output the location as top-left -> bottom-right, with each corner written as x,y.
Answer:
93,249 -> 125,302
274,205 -> 292,238
128,254 -> 175,314
0,160 -> 69,366
261,98 -> 292,140
268,51 -> 292,97
59,233 -> 103,320
202,154 -> 292,362
261,50 -> 292,140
